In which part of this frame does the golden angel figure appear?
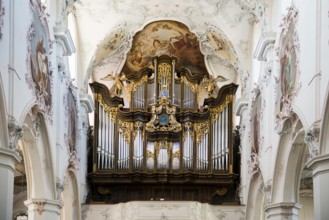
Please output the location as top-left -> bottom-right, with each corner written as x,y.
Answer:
101,72 -> 127,96
203,75 -> 228,96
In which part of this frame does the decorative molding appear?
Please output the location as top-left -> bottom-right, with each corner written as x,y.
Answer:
261,180 -> 272,205
234,98 -> 248,117
56,177 -> 64,202
57,56 -> 67,82
304,120 -> 320,159
279,6 -> 299,38
35,201 -> 45,215
265,202 -> 301,219
305,154 -> 329,178
58,0 -> 77,25
262,59 -> 273,86
54,26 -> 76,56
274,6 -> 300,133
63,85 -> 80,152
79,93 -> 94,113
254,32 -> 276,61
247,152 -> 260,178
68,150 -> 80,173
26,1 -> 54,121
274,103 -> 295,135
233,0 -> 268,24
24,199 -> 62,216
8,115 -> 23,149
0,0 -> 4,40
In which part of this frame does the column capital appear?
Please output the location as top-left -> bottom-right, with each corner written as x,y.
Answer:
24,199 -> 62,216
305,153 -> 329,178
0,148 -> 21,172
265,202 -> 301,219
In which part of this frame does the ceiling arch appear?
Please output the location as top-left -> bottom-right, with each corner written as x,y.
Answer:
75,1 -> 258,89
86,19 -> 242,89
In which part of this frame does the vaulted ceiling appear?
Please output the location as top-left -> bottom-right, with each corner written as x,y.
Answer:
73,0 -> 266,91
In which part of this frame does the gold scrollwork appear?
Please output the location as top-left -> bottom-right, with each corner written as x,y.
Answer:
132,121 -> 144,141
180,76 -> 198,93
158,63 -> 172,83
97,93 -> 118,121
194,122 -> 209,145
146,149 -> 154,159
154,141 -> 173,158
145,97 -> 182,133
183,122 -> 193,142
125,75 -> 148,102
118,119 -> 133,144
172,150 -> 180,158
209,94 -> 233,122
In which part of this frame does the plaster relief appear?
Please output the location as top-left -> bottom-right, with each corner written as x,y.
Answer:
0,0 -> 4,40
63,85 -> 79,153
26,0 -> 53,120
275,6 -> 300,134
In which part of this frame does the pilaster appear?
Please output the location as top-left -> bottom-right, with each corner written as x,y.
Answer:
306,153 -> 329,220
0,148 -> 22,220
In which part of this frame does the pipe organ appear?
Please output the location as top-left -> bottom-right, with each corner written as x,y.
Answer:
88,55 -> 240,205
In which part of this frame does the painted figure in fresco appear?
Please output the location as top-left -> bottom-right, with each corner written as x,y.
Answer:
36,39 -> 49,92
280,41 -> 295,103
101,72 -> 127,96
30,38 -> 51,106
203,74 -> 228,96
68,92 -> 76,152
253,108 -> 259,154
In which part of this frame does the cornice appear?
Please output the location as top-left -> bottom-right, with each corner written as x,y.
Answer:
79,93 -> 94,113
54,26 -> 76,56
234,98 -> 248,116
254,32 -> 276,61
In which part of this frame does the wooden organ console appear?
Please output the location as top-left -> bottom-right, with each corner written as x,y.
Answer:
87,55 -> 240,204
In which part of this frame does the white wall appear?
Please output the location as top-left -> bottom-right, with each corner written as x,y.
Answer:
82,202 -> 245,220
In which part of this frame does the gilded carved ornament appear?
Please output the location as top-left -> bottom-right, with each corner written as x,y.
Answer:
132,121 -> 144,141
146,149 -> 154,159
145,97 -> 182,133
154,141 -> 173,158
158,62 -> 172,83
209,94 -> 233,122
180,76 -> 198,93
182,122 -> 194,142
118,119 -> 133,144
194,122 -> 209,145
125,75 -> 148,101
172,150 -> 180,159
97,93 -> 118,121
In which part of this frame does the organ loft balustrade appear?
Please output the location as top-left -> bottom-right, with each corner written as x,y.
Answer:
87,55 -> 240,204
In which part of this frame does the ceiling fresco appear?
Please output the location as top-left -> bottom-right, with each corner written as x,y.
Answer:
95,28 -> 126,63
207,31 -> 237,66
122,20 -> 207,75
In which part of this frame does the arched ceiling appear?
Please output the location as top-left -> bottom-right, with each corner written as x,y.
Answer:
122,20 -> 207,75
73,0 -> 266,88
